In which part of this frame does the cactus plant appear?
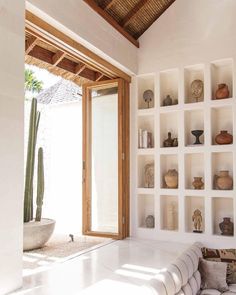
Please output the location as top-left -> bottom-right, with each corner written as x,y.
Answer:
24,98 -> 44,223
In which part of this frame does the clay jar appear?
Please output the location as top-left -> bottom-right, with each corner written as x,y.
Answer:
164,169 -> 178,188
215,130 -> 233,145
215,170 -> 233,190
163,95 -> 172,106
215,83 -> 229,99
163,132 -> 174,147
192,177 -> 204,190
219,217 -> 234,236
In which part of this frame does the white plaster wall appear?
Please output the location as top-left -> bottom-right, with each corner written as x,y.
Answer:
138,0 -> 236,73
26,0 -> 138,75
0,0 -> 24,294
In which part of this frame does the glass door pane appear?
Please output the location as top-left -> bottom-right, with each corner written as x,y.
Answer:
91,85 -> 118,233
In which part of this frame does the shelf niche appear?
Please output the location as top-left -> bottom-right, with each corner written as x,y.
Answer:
138,75 -> 155,109
160,69 -> 179,106
160,112 -> 179,148
185,196 -> 205,233
211,106 -> 233,145
160,195 -> 178,231
137,194 -> 155,228
212,197 -> 234,236
185,110 -> 204,146
137,155 -> 155,188
184,64 -> 204,104
211,59 -> 233,100
160,154 -> 178,189
211,152 -> 233,190
185,153 -> 205,190
138,115 -> 155,149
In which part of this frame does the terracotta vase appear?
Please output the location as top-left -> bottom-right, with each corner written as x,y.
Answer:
215,130 -> 233,145
163,132 -> 174,147
215,83 -> 229,99
164,169 -> 178,188
219,217 -> 234,236
215,170 -> 233,190
192,177 -> 204,190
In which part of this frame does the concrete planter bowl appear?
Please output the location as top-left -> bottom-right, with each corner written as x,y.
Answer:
23,218 -> 56,251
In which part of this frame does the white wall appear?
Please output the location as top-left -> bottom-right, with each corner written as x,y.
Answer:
0,0 -> 24,294
138,0 -> 236,73
26,0 -> 138,75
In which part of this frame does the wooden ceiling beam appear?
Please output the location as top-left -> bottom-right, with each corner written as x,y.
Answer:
28,45 -> 96,81
25,35 -> 37,54
95,72 -> 104,81
120,0 -> 148,27
52,50 -> 66,66
83,0 -> 139,48
75,63 -> 86,75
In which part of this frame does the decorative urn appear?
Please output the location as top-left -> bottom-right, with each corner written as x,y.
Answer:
215,170 -> 233,190
192,177 -> 204,190
215,130 -> 233,145
164,169 -> 178,189
219,217 -> 234,236
215,83 -> 229,99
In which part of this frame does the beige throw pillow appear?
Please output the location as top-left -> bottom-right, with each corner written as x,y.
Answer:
199,258 -> 229,292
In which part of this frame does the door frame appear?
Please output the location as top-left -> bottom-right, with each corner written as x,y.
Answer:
82,78 -> 129,239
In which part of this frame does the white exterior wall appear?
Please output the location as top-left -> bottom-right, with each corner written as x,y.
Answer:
0,0 -> 24,294
26,0 -> 138,75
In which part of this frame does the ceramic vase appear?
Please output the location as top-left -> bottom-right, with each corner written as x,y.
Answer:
219,217 -> 234,236
215,170 -> 233,190
192,177 -> 204,190
191,130 -> 204,145
163,95 -> 172,106
215,83 -> 229,99
145,215 -> 154,228
215,130 -> 233,145
163,132 -> 174,147
164,169 -> 178,188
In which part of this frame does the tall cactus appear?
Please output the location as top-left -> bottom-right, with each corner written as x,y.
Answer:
35,147 -> 44,221
24,98 -> 42,222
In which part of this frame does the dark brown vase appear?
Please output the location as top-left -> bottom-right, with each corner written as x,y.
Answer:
219,217 -> 234,236
215,130 -> 233,145
163,132 -> 174,147
215,83 -> 229,99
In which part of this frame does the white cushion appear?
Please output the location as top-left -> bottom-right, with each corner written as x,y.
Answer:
153,272 -> 175,295
147,277 -> 167,295
193,271 -> 201,290
185,249 -> 199,272
177,290 -> 185,295
190,245 -> 203,259
167,264 -> 183,293
228,284 -> 236,292
200,289 -> 221,295
189,276 -> 199,294
182,283 -> 193,295
179,253 -> 194,278
174,258 -> 189,286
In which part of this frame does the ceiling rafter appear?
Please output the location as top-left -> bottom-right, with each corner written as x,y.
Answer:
120,0 -> 148,27
25,35 -> 38,54
95,72 -> 104,81
75,64 -> 86,75
52,50 -> 66,66
83,0 -> 139,48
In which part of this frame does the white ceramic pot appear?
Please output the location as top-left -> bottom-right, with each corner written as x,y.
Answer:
23,218 -> 55,251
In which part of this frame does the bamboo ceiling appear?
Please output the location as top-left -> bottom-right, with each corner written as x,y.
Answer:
84,0 -> 176,47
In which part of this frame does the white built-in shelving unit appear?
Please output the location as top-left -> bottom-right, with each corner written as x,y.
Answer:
134,58 -> 236,245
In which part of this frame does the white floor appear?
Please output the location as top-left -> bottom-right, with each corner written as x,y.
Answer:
12,238 -> 189,295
